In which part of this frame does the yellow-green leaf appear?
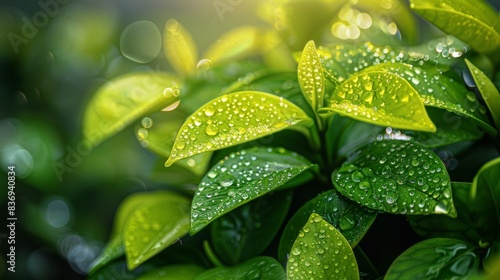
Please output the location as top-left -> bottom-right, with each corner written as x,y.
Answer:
298,40 -> 325,111
165,91 -> 313,166
319,71 -> 436,132
82,73 -> 180,146
202,26 -> 279,66
164,19 -> 198,75
410,0 -> 500,53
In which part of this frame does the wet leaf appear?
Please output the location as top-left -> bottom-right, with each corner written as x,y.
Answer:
408,183 -> 486,245
385,238 -> 480,279
211,191 -> 292,265
195,256 -> 286,280
410,0 -> 500,53
332,140 -> 457,217
83,73 -> 181,146
287,213 -> 359,280
190,147 -> 315,234
88,259 -> 156,280
164,19 -> 198,75
202,26 -> 279,66
136,264 -> 204,280
165,91 -> 314,167
124,191 -> 191,270
89,192 -> 154,274
135,111 -> 211,177
466,59 -> 500,130
298,40 -> 325,111
469,158 -> 500,242
278,190 -> 377,262
317,38 -> 468,82
363,63 -> 497,135
319,70 -> 436,132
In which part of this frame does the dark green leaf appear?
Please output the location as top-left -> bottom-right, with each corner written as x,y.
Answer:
466,59 -> 500,130
136,264 -> 205,280
83,73 -> 181,146
195,256 -> 286,280
319,69 -> 436,132
332,140 -> 457,217
298,40 -> 325,111
211,191 -> 292,265
410,0 -> 500,53
385,238 -> 480,280
165,91 -> 314,166
469,158 -> 500,242
124,191 -> 191,270
287,213 -> 359,280
408,182 -> 485,245
278,190 -> 377,262
190,147 -> 315,234
363,62 -> 497,135
88,259 -> 156,280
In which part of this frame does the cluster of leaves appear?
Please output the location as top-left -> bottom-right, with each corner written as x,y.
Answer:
85,0 -> 500,279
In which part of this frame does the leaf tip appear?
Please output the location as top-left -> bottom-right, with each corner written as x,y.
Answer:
165,157 -> 175,167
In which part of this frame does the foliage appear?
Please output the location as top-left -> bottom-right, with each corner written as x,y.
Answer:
86,0 -> 500,279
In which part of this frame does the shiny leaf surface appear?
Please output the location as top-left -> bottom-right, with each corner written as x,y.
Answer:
190,147 -> 314,234
298,40 -> 324,111
410,0 -> 500,53
164,19 -> 198,75
124,191 -> 191,270
136,264 -> 204,280
385,238 -> 480,279
165,91 -> 313,166
83,73 -> 180,146
320,70 -> 436,132
287,213 -> 359,280
278,190 -> 377,262
332,140 -> 457,217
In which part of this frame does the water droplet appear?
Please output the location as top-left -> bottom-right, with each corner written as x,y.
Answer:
141,117 -> 153,128
466,92 -> 476,102
204,106 -> 215,117
207,170 -> 218,178
197,58 -> 212,70
205,124 -> 219,136
385,192 -> 399,205
291,246 -> 302,256
220,179 -> 234,187
351,171 -> 364,182
339,214 -> 355,230
137,128 -> 148,139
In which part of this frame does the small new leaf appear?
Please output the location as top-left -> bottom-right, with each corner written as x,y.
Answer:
124,191 -> 190,270
287,213 -> 359,280
165,91 -> 313,166
332,140 -> 457,217
195,256 -> 286,280
164,19 -> 198,75
83,73 -> 180,146
190,147 -> 314,234
298,40 -> 325,111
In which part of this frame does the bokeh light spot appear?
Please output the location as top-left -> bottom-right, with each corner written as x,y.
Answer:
120,20 -> 161,63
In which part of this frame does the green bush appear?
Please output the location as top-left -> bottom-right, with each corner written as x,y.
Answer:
86,0 -> 500,279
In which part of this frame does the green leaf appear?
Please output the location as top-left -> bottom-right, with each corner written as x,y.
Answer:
136,264 -> 205,280
88,259 -> 156,280
319,70 -> 436,132
135,111 -> 211,177
287,213 -> 359,280
83,73 -> 181,146
466,59 -> 500,130
469,158 -> 500,242
385,238 -> 480,280
124,191 -> 191,270
165,91 -> 314,166
408,182 -> 486,245
189,147 -> 314,234
278,190 -> 377,262
195,256 -> 286,280
202,26 -> 279,66
211,191 -> 292,265
298,40 -> 325,111
332,140 -> 457,217
362,63 -> 497,135
164,19 -> 198,75
410,0 -> 500,53
90,192 -> 155,274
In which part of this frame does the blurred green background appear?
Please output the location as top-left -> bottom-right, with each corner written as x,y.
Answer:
0,1 -> 264,279
2,0 -> 500,279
